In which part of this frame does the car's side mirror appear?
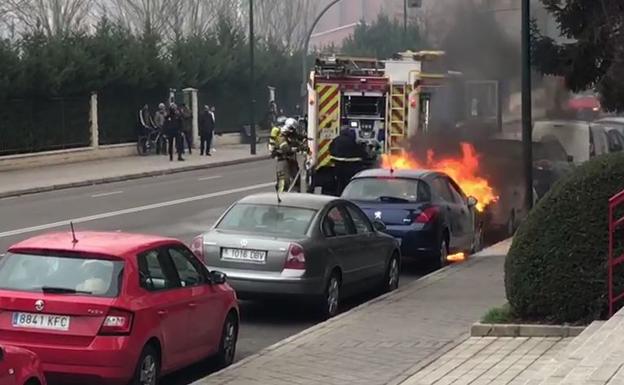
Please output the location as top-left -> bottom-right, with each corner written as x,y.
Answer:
210,271 -> 227,285
372,220 -> 386,232
467,196 -> 478,207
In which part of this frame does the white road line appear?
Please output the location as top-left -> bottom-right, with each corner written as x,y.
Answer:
197,175 -> 222,181
91,191 -> 124,198
0,182 -> 273,239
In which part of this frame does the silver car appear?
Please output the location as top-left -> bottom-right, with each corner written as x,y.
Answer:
191,193 -> 401,318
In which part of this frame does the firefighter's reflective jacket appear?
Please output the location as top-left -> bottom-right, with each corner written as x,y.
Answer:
269,126 -> 281,155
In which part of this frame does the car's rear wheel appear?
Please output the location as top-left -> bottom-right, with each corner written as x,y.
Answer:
131,345 -> 160,385
431,236 -> 449,270
318,272 -> 341,319
381,255 -> 400,293
215,312 -> 239,369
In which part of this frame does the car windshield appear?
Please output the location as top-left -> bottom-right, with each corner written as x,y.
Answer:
0,252 -> 124,297
486,139 -> 569,162
342,177 -> 427,203
216,204 -> 316,236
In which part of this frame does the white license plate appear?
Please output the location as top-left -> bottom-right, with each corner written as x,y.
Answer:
12,312 -> 71,331
222,248 -> 267,263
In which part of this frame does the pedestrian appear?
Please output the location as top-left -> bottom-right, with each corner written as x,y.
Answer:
199,105 -> 215,156
154,103 -> 168,155
209,106 -> 217,153
164,103 -> 184,162
179,103 -> 193,155
329,127 -> 367,195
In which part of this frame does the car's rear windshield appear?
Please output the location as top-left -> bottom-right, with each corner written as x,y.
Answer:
216,203 -> 316,236
0,252 -> 124,297
342,177 -> 429,203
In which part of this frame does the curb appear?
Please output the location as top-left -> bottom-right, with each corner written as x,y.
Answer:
0,155 -> 270,199
194,249 -> 508,384
470,322 -> 586,338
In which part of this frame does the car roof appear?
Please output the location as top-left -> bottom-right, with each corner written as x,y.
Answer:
8,231 -> 179,259
237,192 -> 338,210
353,168 -> 439,180
596,117 -> 624,124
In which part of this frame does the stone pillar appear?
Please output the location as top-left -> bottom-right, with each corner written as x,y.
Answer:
90,92 -> 99,149
184,88 -> 199,148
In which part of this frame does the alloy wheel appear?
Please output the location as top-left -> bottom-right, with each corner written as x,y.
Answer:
223,318 -> 237,365
388,258 -> 399,290
327,277 -> 340,316
440,240 -> 448,267
139,354 -> 157,385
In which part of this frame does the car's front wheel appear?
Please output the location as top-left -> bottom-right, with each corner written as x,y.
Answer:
215,312 -> 239,369
431,236 -> 449,270
131,345 -> 160,385
381,254 -> 400,293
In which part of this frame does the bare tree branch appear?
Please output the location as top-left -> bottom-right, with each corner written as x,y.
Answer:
4,0 -> 93,36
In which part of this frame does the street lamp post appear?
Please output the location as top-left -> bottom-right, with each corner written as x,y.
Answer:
404,0 -> 408,36
521,0 -> 533,210
249,0 -> 256,155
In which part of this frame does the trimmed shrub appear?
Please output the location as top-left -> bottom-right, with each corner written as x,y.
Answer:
505,153 -> 624,323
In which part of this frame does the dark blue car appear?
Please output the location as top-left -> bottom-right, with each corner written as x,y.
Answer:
341,168 -> 480,268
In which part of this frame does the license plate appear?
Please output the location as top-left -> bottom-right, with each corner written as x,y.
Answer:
12,312 -> 70,331
221,248 -> 267,263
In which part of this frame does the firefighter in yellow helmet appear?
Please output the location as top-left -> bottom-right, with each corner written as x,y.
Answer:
275,118 -> 300,193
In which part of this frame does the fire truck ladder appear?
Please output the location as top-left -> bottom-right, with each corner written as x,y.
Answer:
388,83 -> 407,154
315,55 -> 384,78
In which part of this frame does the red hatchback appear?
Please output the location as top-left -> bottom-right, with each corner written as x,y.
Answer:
0,232 -> 239,385
0,344 -> 46,385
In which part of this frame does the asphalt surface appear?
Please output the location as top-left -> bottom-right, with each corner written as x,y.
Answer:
0,158 -> 426,385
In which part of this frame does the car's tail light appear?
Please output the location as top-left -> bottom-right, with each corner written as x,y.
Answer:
414,207 -> 439,224
284,243 -> 305,270
99,308 -> 133,336
190,235 -> 204,261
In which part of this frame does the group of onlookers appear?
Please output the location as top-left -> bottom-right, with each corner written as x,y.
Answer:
139,103 -> 216,161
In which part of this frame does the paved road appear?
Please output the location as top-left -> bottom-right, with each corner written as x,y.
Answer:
0,159 -> 425,385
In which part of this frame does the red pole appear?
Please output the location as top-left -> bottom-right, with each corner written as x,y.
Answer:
609,203 -> 614,317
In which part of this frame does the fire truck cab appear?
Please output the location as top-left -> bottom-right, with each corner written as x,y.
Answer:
305,50 -> 448,194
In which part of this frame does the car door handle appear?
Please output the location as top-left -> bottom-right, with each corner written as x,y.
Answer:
188,302 -> 197,308
157,310 -> 168,316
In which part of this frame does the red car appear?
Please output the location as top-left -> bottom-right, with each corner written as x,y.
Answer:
0,345 -> 46,385
0,232 -> 239,385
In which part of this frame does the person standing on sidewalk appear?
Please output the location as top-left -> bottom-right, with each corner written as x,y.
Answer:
154,103 -> 167,155
179,103 -> 193,155
165,103 -> 184,162
209,106 -> 217,153
199,105 -> 215,156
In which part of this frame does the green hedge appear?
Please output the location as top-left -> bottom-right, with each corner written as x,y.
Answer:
505,153 -> 624,323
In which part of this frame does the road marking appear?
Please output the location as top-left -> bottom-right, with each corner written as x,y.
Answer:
198,175 -> 222,181
91,191 -> 124,198
0,182 -> 273,239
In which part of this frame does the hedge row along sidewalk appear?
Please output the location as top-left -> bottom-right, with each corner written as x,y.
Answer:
193,240 -> 511,385
0,145 -> 269,199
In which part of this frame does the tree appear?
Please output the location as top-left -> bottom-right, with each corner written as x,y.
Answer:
341,14 -> 425,59
253,0 -> 320,50
4,0 -> 93,37
532,0 -> 624,111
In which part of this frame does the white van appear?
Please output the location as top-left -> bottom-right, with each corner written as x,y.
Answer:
533,120 -> 611,164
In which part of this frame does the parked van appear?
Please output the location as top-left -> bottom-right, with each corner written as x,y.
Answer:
533,120 -> 611,164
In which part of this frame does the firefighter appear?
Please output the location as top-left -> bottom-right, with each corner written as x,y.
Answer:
275,118 -> 300,193
330,127 -> 367,195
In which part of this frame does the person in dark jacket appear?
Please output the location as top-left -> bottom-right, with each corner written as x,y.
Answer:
165,103 -> 184,161
199,105 -> 215,156
329,128 -> 367,195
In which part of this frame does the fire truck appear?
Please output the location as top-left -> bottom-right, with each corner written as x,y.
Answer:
303,50 -> 452,194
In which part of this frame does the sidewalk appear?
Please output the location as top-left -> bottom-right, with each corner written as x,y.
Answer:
0,145 -> 268,198
194,240 -> 511,385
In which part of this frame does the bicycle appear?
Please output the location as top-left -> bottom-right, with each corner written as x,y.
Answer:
137,126 -> 167,156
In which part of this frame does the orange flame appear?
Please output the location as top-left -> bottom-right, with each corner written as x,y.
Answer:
381,142 -> 497,212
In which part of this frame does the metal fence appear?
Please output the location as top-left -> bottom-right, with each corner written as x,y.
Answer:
0,97 -> 90,156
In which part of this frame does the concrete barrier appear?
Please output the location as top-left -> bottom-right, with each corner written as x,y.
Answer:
0,143 -> 137,172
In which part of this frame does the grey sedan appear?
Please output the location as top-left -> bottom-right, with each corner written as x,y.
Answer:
190,193 -> 401,318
